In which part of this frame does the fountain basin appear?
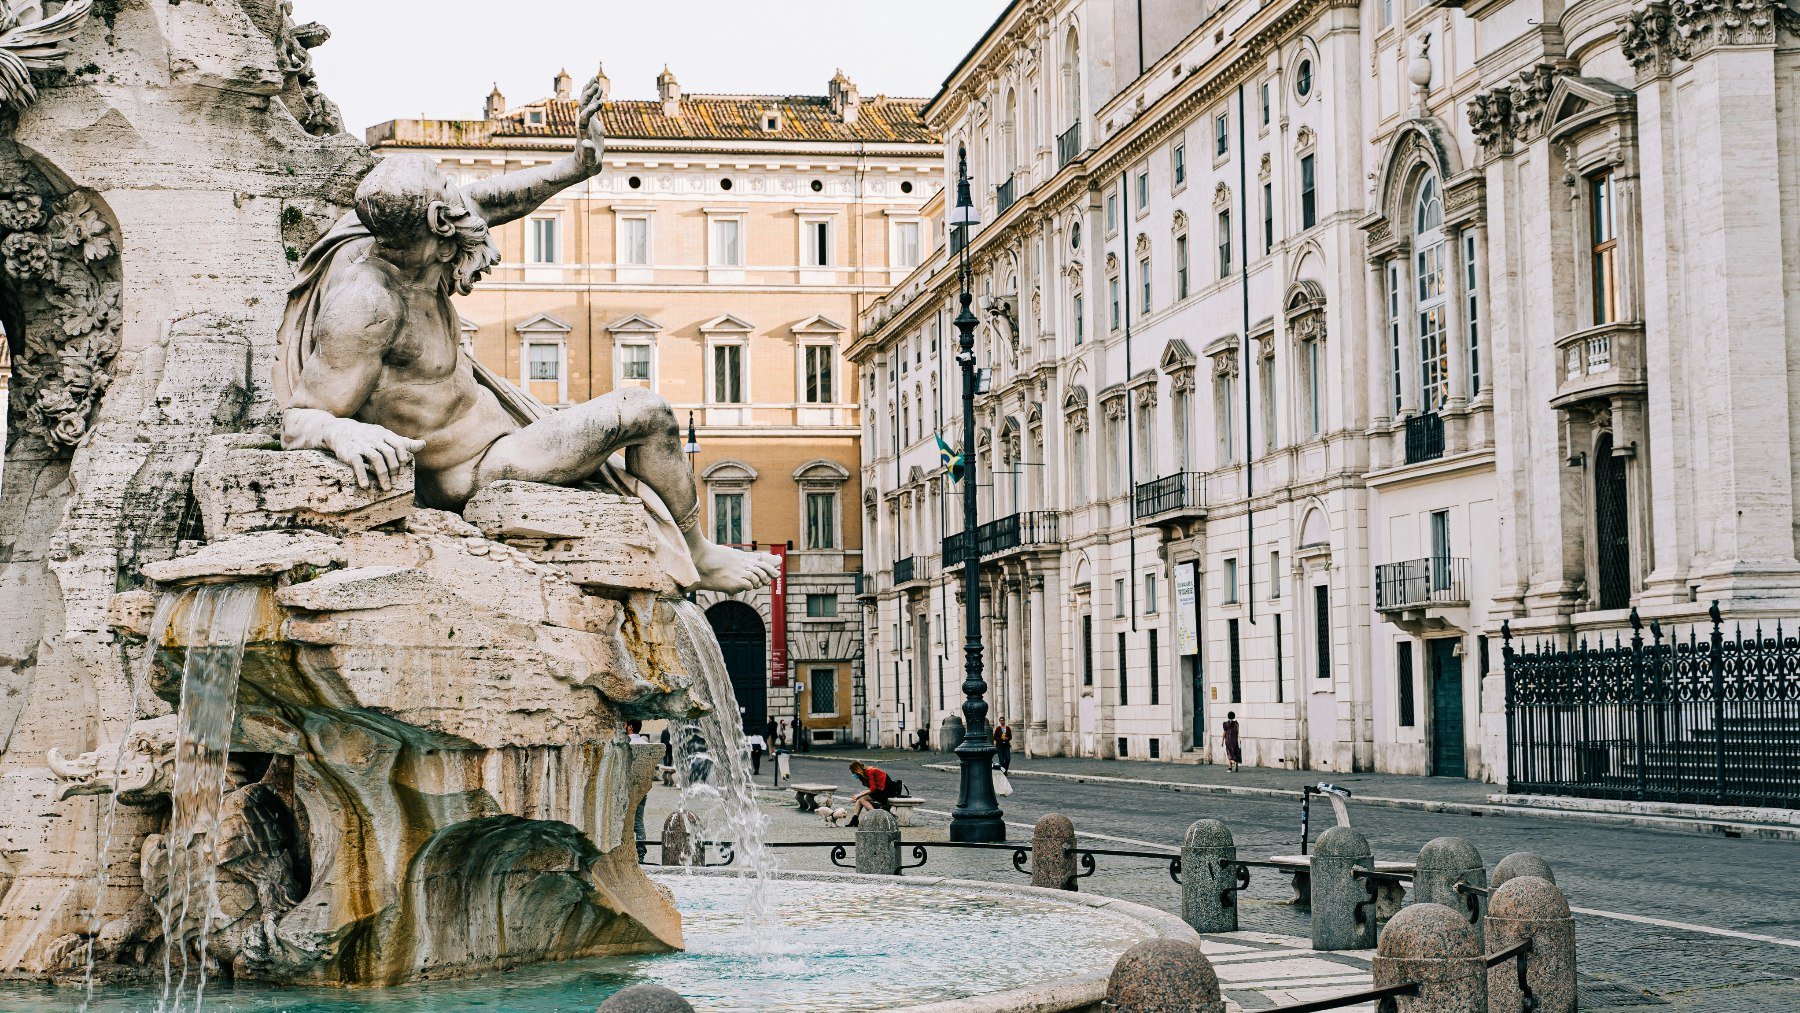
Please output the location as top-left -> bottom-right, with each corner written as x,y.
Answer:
7,869 -> 1193,1011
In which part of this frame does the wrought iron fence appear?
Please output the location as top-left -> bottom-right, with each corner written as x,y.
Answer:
1057,123 -> 1081,167
1404,411 -> 1444,463
996,176 -> 1017,215
943,511 -> 1061,566
1134,471 -> 1206,519
1504,604 -> 1800,809
1373,556 -> 1468,611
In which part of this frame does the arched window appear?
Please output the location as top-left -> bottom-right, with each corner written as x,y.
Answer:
1002,89 -> 1019,178
1063,27 -> 1081,128
1414,174 -> 1449,413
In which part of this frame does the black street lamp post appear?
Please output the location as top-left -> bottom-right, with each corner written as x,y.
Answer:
947,152 -> 1005,843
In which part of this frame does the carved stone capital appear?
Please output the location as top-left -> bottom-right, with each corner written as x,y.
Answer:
1671,0 -> 1800,56
1467,86 -> 1516,155
1620,2 -> 1680,81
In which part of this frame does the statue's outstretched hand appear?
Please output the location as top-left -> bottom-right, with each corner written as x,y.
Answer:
322,417 -> 426,491
575,75 -> 606,173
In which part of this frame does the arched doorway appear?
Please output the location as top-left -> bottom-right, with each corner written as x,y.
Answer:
1594,433 -> 1631,610
706,601 -> 766,734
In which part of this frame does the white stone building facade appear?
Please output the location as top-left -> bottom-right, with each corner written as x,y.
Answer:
852,0 -> 1800,781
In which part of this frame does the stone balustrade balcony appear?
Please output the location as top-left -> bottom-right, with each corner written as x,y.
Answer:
1551,320 -> 1646,410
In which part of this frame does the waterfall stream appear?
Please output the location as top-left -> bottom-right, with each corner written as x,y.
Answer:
153,583 -> 263,1013
667,600 -> 783,948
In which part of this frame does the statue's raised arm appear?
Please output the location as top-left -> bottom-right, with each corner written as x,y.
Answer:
463,74 -> 606,228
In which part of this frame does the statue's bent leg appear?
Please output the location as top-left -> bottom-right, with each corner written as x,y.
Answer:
472,388 -> 695,520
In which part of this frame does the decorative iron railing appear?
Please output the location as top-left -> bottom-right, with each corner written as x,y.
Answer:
995,176 -> 1017,216
1134,471 -> 1206,519
1404,411 -> 1444,464
943,511 -> 1061,566
1504,604 -> 1800,809
893,556 -> 916,585
1057,123 -> 1081,167
1373,557 -> 1469,611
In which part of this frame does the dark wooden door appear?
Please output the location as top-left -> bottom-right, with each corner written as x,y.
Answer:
1429,638 -> 1466,778
706,601 -> 766,734
1594,434 -> 1632,610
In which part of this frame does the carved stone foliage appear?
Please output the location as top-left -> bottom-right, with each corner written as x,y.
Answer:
1467,87 -> 1515,152
1211,348 -> 1239,379
1466,63 -> 1572,155
1618,0 -> 1800,78
1619,2 -> 1680,78
0,170 -> 123,454
274,8 -> 345,137
0,1 -> 95,114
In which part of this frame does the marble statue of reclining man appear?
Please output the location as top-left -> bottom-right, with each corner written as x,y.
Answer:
274,74 -> 778,593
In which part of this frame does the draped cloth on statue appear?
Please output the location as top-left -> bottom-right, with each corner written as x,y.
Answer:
273,213 -> 700,588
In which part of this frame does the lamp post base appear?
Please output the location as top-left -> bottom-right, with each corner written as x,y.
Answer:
948,738 -> 1006,842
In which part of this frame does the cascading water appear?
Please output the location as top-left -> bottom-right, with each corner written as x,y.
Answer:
151,583 -> 263,1013
666,600 -> 783,946
79,592 -> 180,1011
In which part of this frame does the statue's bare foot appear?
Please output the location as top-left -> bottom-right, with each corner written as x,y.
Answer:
689,539 -> 782,593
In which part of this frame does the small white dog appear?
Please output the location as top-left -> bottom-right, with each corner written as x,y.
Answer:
820,806 -> 852,826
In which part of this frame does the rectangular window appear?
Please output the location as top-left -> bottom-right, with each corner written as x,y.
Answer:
1106,191 -> 1119,232
1262,182 -> 1274,253
1073,293 -> 1085,345
1260,354 -> 1277,453
806,220 -> 832,267
1109,277 -> 1122,331
1135,169 -> 1149,211
711,218 -> 742,266
1115,577 -> 1127,618
1269,551 -> 1282,599
1304,337 -> 1322,436
528,217 -> 559,264
1314,584 -> 1332,679
621,344 -> 651,381
1149,628 -> 1161,705
712,343 -> 743,403
1590,170 -> 1618,325
894,220 -> 922,268
620,217 -> 649,265
1430,509 -> 1452,592
1217,210 -> 1232,278
1300,155 -> 1317,230
1173,143 -> 1187,187
1176,235 -> 1190,299
806,594 -> 838,618
1382,0 -> 1394,26
1228,618 -> 1242,703
712,492 -> 744,544
1140,257 -> 1152,313
1388,261 -> 1404,415
1118,631 -> 1130,705
804,345 -> 834,403
527,343 -> 560,382
1082,614 -> 1095,686
1275,613 -> 1286,703
1224,557 -> 1239,603
1397,641 -> 1416,727
1464,233 -> 1482,391
1214,112 -> 1229,157
805,491 -> 836,549
1260,81 -> 1271,125
810,666 -> 837,713
1145,572 -> 1158,614
1216,374 -> 1235,463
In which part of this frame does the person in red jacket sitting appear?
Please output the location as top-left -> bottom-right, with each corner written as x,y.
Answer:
846,760 -> 903,827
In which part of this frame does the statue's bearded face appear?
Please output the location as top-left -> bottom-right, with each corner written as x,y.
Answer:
431,179 -> 501,296
354,156 -> 501,296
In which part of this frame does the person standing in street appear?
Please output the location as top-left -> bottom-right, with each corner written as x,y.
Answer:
794,715 -> 808,753
626,720 -> 652,855
993,717 -> 1013,773
1222,711 -> 1242,773
747,729 -> 766,775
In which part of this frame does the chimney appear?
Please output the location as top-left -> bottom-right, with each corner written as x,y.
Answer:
829,68 -> 860,125
484,82 -> 505,119
553,68 -> 573,101
594,63 -> 611,102
658,66 -> 681,117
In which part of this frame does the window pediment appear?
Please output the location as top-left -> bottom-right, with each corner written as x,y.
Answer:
1159,338 -> 1196,373
793,313 -> 847,336
606,313 -> 662,334
702,459 -> 758,483
794,458 -> 851,484
1545,76 -> 1637,145
516,312 -> 572,335
700,313 -> 754,334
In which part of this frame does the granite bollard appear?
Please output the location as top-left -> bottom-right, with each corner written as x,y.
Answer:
1373,902 -> 1487,1013
855,809 -> 902,875
1310,825 -> 1377,951
1102,938 -> 1226,1013
1181,819 -> 1238,933
1485,876 -> 1577,1013
597,983 -> 697,1011
660,810 -> 705,867
1031,812 -> 1078,891
1491,851 -> 1555,889
1414,836 -> 1487,944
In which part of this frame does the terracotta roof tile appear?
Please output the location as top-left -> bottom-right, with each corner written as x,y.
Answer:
499,94 -> 937,145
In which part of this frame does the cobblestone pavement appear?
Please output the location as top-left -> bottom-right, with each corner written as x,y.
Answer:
738,752 -> 1800,1012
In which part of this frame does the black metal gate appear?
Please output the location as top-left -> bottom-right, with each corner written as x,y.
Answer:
1429,638 -> 1466,778
1503,605 -> 1800,809
1594,434 -> 1631,610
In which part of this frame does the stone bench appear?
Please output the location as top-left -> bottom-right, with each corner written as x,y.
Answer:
791,784 -> 838,812
886,797 -> 925,826
1268,854 -> 1414,918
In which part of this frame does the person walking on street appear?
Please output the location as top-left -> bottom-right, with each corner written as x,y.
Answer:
993,717 -> 1014,773
794,715 -> 808,753
626,720 -> 652,855
1222,711 -> 1242,773
747,730 -> 766,775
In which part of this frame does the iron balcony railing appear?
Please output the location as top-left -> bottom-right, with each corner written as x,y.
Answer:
1057,123 -> 1081,167
1374,556 -> 1469,612
893,556 -> 916,585
1404,411 -> 1444,464
943,511 -> 1061,566
995,176 -> 1017,215
1134,471 -> 1206,520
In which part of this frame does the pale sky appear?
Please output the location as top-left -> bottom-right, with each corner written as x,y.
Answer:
296,1 -> 1012,138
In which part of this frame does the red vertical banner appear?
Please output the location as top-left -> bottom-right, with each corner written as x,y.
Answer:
768,543 -> 788,687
